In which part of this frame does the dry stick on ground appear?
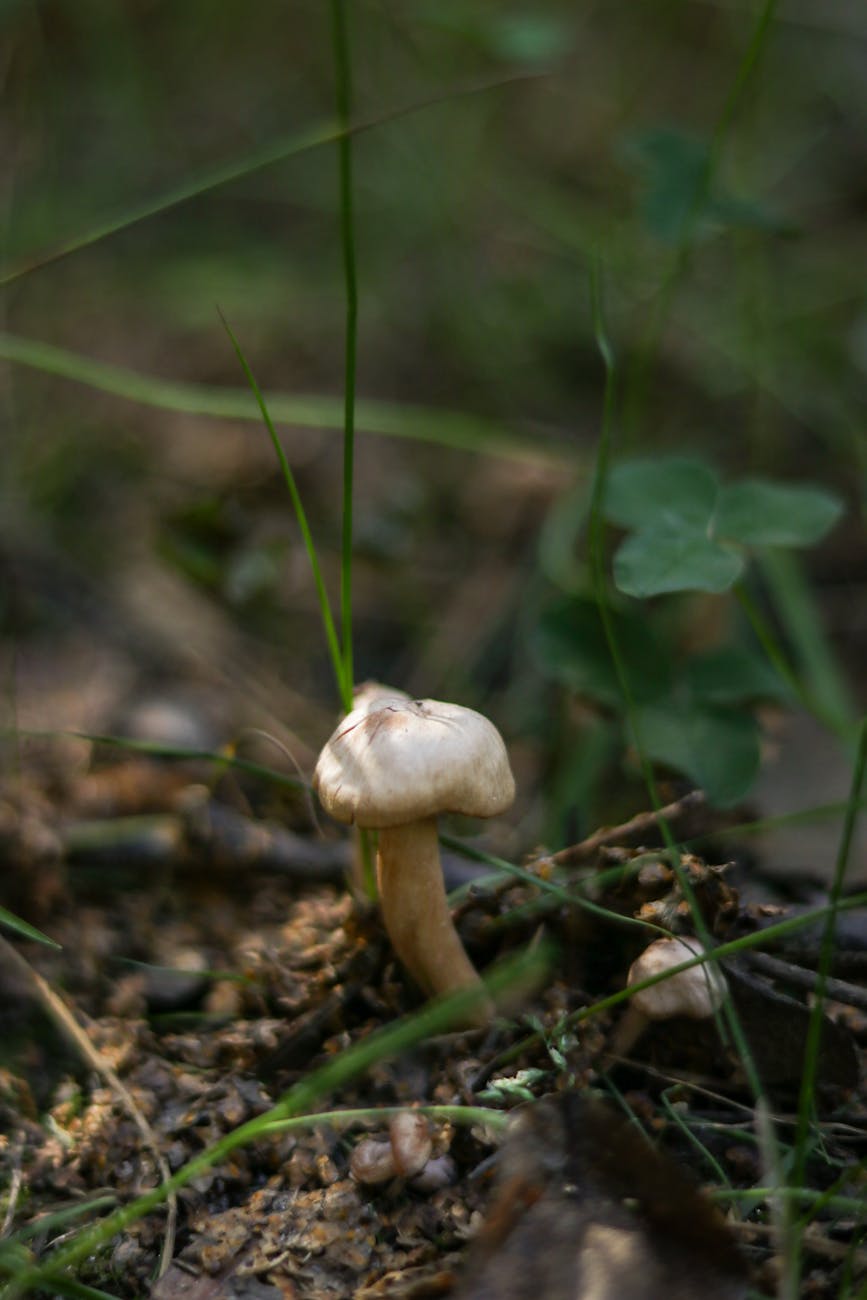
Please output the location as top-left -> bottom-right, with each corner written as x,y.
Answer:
548,791 -> 709,867
743,950 -> 867,1013
0,933 -> 178,1277
731,1220 -> 867,1271
62,801 -> 349,881
455,792 -> 710,925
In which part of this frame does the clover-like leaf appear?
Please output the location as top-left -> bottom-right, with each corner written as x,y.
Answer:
633,701 -> 761,807
716,479 -> 843,547
604,456 -> 719,533
534,595 -> 671,706
684,645 -> 791,705
613,525 -> 743,597
624,128 -> 710,244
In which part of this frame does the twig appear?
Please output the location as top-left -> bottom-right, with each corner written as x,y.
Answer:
62,801 -> 349,880
547,791 -> 708,866
731,1219 -> 867,1270
743,950 -> 867,1013
0,934 -> 178,1278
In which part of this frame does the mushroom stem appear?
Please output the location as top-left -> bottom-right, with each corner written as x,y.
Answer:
604,1004 -> 650,1063
376,818 -> 493,1024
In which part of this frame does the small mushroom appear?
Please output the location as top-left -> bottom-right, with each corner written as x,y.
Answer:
314,696 -> 515,1022
608,936 -> 728,1060
349,1136 -> 395,1185
389,1111 -> 433,1178
408,1153 -> 457,1191
350,1111 -> 434,1186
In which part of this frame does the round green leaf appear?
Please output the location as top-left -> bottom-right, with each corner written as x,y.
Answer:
603,456 -> 719,532
534,595 -> 672,707
684,645 -> 791,705
715,479 -> 843,548
633,702 -> 761,806
613,526 -> 744,596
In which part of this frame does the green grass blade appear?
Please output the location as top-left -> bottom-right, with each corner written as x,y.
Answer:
757,548 -> 857,740
11,1199 -> 118,1244
0,906 -> 61,948
219,313 -> 347,704
789,718 -> 867,1291
0,71 -> 541,288
330,0 -> 358,710
0,332 -> 561,463
0,121 -> 338,286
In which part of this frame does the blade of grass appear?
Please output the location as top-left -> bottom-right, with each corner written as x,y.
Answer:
0,907 -> 61,948
0,332 -> 563,464
256,1102 -> 508,1140
330,0 -> 357,709
0,74 -> 543,288
758,548 -> 857,740
50,730 -> 307,788
788,718 -> 867,1296
0,119 -> 336,286
30,1280 -> 123,1300
660,1087 -> 731,1189
734,578 -> 854,743
10,1199 -> 118,1245
219,312 -> 347,705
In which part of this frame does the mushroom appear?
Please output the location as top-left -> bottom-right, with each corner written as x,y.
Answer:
313,695 -> 515,1020
608,936 -> 728,1060
349,1111 -> 434,1186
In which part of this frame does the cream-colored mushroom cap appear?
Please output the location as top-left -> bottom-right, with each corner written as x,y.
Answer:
313,696 -> 515,829
627,937 -> 727,1020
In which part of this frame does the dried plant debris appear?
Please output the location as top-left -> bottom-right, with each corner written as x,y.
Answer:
156,1172 -> 479,1299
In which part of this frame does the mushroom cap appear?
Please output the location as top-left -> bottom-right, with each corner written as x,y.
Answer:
351,680 -> 411,715
388,1112 -> 432,1178
627,937 -> 727,1020
313,696 -> 515,829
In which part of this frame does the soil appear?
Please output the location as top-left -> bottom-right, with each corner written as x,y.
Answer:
2,757 -> 866,1299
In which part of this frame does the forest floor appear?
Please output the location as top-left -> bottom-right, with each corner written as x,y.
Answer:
2,748 -> 866,1300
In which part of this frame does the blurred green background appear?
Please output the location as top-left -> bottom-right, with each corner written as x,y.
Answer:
2,0 -> 865,865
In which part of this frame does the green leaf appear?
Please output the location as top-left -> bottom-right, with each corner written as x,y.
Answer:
684,645 -> 791,705
486,15 -> 570,63
624,129 -> 710,244
624,127 -> 787,244
634,702 -> 761,807
613,525 -> 743,597
0,905 -> 61,947
604,456 -> 719,533
534,595 -> 671,707
716,479 -> 844,547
